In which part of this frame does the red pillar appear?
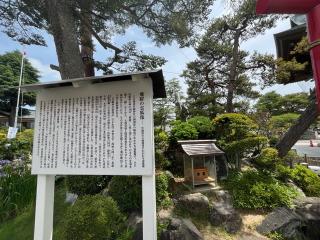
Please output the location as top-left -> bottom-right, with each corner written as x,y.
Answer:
307,4 -> 320,106
256,0 -> 319,14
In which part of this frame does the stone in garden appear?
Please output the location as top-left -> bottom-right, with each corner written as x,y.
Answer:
212,190 -> 232,204
160,217 -> 203,240
256,207 -> 303,239
210,201 -> 242,234
177,193 -> 210,217
127,212 -> 143,240
65,192 -> 78,205
257,198 -> 320,240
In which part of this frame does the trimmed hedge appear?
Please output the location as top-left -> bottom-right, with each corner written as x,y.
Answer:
61,195 -> 128,240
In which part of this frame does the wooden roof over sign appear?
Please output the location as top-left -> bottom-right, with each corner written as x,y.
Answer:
178,140 -> 224,157
20,69 -> 166,99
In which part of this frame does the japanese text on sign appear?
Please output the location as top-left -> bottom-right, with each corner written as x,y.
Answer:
32,79 -> 153,175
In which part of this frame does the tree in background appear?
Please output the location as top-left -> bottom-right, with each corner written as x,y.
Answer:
187,116 -> 213,139
269,113 -> 300,139
183,0 -> 279,114
0,51 -> 39,126
213,113 -> 268,170
254,91 -> 309,143
256,91 -> 309,116
255,91 -> 283,116
0,0 -> 214,79
154,78 -> 186,130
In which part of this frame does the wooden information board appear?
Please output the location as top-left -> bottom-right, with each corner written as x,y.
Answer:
32,79 -> 153,175
21,70 -> 165,240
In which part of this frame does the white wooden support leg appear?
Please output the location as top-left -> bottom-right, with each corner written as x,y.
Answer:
142,175 -> 157,240
34,175 -> 55,240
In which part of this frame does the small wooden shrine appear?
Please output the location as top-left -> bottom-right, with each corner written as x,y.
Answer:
178,140 -> 226,189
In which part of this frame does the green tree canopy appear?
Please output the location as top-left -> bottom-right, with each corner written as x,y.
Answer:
213,113 -> 267,169
187,116 -> 213,139
256,91 -> 309,116
213,113 -> 258,144
183,0 -> 279,114
0,0 -> 214,79
269,113 -> 300,138
169,121 -> 198,145
0,51 -> 39,126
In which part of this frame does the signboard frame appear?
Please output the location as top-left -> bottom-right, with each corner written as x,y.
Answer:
22,70 -> 166,240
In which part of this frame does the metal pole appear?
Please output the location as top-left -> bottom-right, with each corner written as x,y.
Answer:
14,52 -> 25,128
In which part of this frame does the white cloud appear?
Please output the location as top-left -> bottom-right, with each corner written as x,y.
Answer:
28,57 -> 61,82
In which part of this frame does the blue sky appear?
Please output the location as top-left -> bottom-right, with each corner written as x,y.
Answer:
0,1 -> 314,96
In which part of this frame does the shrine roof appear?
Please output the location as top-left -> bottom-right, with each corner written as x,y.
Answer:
20,69 -> 166,98
178,140 -> 225,157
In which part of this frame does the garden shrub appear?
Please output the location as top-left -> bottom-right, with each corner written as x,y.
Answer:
291,165 -> 320,197
169,121 -> 198,144
255,148 -> 281,171
275,164 -> 293,182
282,150 -> 299,167
154,128 -> 170,169
269,113 -> 300,138
61,195 -> 127,240
225,136 -> 268,156
155,128 -> 169,151
155,150 -> 170,170
66,175 -> 110,196
213,113 -> 258,145
0,164 -> 36,223
156,172 -> 171,209
213,114 -> 263,165
0,129 -> 34,161
187,116 -> 213,139
108,176 -> 142,213
108,174 -> 172,213
225,170 -> 298,210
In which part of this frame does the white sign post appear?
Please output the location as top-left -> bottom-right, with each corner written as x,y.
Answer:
22,70 -> 166,240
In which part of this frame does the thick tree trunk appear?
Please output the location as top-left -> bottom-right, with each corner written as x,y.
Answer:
45,0 -> 84,79
79,0 -> 95,77
276,99 -> 319,157
226,31 -> 241,113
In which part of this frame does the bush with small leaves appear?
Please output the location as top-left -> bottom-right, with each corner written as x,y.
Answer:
108,176 -> 142,213
224,170 -> 298,210
187,116 -> 213,139
156,172 -> 172,209
61,195 -> 127,240
291,165 -> 320,197
275,164 -> 292,182
213,113 -> 258,145
169,121 -> 198,145
255,148 -> 281,171
108,174 -> 172,213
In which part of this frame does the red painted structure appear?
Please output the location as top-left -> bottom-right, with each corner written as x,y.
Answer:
257,0 -> 320,109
